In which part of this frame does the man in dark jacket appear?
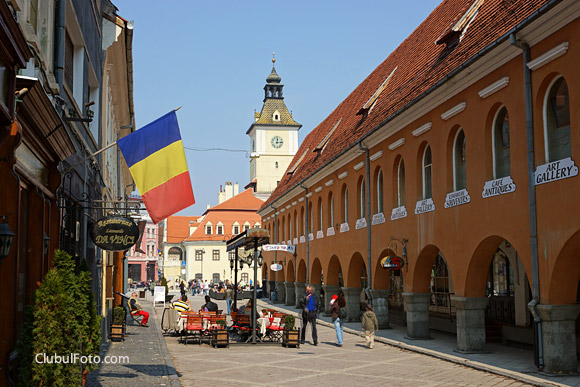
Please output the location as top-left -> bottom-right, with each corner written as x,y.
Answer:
299,284 -> 318,345
202,295 -> 218,312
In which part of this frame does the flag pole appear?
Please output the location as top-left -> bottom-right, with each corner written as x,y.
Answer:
61,108 -> 182,174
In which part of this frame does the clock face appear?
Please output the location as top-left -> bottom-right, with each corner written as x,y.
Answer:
271,136 -> 284,149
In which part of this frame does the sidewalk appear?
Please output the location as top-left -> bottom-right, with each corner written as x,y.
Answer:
86,294 -> 180,387
257,297 -> 580,387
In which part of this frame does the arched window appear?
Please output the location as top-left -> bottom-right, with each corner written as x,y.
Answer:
288,214 -> 292,240
341,186 -> 349,223
359,178 -> 366,219
423,146 -> 432,199
396,159 -> 405,207
294,210 -> 298,239
493,107 -> 511,178
301,207 -> 305,236
545,76 -> 571,162
318,198 -> 323,232
453,129 -> 467,191
328,193 -> 334,228
309,203 -> 313,234
377,169 -> 384,213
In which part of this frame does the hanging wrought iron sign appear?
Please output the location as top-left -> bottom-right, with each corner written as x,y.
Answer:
381,255 -> 403,270
90,216 -> 139,251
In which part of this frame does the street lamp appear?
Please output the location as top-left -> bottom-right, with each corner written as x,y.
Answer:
0,217 -> 16,264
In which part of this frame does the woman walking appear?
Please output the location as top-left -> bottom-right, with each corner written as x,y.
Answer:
330,290 -> 346,347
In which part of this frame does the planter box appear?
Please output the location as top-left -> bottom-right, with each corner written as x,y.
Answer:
110,324 -> 125,342
282,329 -> 300,348
211,329 -> 229,348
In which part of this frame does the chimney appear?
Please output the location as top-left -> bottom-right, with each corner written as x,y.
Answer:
189,221 -> 195,235
234,182 -> 239,196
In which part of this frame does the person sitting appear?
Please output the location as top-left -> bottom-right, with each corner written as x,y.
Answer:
171,295 -> 191,332
129,292 -> 150,327
202,295 -> 218,312
238,299 -> 254,320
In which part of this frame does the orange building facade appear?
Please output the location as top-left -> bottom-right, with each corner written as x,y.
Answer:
259,0 -> 580,373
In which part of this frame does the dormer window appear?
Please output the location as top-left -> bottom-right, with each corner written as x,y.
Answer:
287,148 -> 309,175
314,119 -> 341,154
357,67 -> 397,116
436,0 -> 483,49
273,110 -> 281,121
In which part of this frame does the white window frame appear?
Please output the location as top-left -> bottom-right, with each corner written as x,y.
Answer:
397,160 -> 405,207
377,169 -> 384,213
453,129 -> 467,191
543,75 -> 570,162
491,106 -> 510,179
422,145 -> 433,199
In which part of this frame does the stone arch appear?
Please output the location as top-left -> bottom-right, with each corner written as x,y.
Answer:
326,255 -> 342,286
464,235 -> 528,297
547,229 -> 580,304
346,252 -> 366,288
311,257 -> 323,285
411,244 -> 443,293
286,259 -> 295,282
297,259 -> 307,283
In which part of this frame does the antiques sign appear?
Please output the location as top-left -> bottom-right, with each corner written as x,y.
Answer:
482,176 -> 516,198
90,216 -> 139,251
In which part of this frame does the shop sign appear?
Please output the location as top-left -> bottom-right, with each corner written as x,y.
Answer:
356,218 -> 367,229
391,206 -> 407,221
316,230 -> 324,239
482,176 -> 516,198
415,198 -> 435,214
340,222 -> 350,233
270,263 -> 283,272
90,216 -> 139,251
293,238 -> 298,245
308,233 -> 314,241
444,189 -> 470,208
380,256 -> 403,270
300,235 -> 305,243
372,213 -> 385,225
326,227 -> 335,237
263,244 -> 295,254
534,158 -> 578,185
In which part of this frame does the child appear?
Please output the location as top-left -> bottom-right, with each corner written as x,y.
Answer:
361,304 -> 378,349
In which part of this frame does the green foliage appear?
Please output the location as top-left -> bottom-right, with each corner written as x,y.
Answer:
283,315 -> 296,330
112,306 -> 126,325
216,319 -> 227,328
160,276 -> 169,295
17,250 -> 103,386
15,306 -> 35,387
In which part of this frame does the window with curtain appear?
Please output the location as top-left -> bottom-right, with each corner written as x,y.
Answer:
377,169 -> 384,213
546,77 -> 571,162
453,130 -> 467,190
423,146 -> 433,199
328,194 -> 334,227
493,107 -> 511,178
397,160 -> 406,207
359,179 -> 366,218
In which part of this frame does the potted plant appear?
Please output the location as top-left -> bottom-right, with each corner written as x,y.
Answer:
110,306 -> 126,342
282,315 -> 300,348
212,319 -> 229,348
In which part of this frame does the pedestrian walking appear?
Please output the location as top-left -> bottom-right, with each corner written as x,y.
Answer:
299,284 -> 319,345
330,290 -> 347,347
361,304 -> 379,349
225,284 -> 234,314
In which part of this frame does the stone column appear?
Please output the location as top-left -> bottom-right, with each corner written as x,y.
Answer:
537,304 -> 580,374
451,296 -> 488,353
294,282 -> 306,309
342,287 -> 363,322
371,289 -> 390,329
284,282 -> 295,306
322,285 -> 340,316
274,281 -> 285,304
402,292 -> 430,339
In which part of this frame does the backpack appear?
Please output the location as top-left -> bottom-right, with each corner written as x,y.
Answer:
339,306 -> 347,320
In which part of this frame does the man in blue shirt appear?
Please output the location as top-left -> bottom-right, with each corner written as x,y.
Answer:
300,284 -> 318,345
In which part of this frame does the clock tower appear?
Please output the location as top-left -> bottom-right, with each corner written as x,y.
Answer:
247,56 -> 301,198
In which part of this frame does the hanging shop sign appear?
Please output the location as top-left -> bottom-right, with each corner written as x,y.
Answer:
444,189 -> 470,208
381,256 -> 403,270
90,216 -> 139,251
482,176 -> 516,198
270,263 -> 283,272
263,244 -> 296,254
534,158 -> 578,185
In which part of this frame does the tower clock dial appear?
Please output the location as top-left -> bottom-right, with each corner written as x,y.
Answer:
271,136 -> 284,149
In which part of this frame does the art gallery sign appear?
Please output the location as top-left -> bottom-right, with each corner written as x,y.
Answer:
535,158 -> 578,185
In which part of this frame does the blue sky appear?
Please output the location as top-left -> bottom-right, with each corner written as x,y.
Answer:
113,0 -> 442,215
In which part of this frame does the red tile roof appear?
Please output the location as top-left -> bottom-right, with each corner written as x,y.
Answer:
209,188 -> 264,212
261,0 -> 551,210
166,215 -> 201,243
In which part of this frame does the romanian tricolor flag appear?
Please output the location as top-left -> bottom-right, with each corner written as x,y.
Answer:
117,111 -> 195,223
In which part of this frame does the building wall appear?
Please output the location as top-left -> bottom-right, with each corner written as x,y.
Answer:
262,17 -> 580,308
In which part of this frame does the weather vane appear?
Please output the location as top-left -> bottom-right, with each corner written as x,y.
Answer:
272,51 -> 276,65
